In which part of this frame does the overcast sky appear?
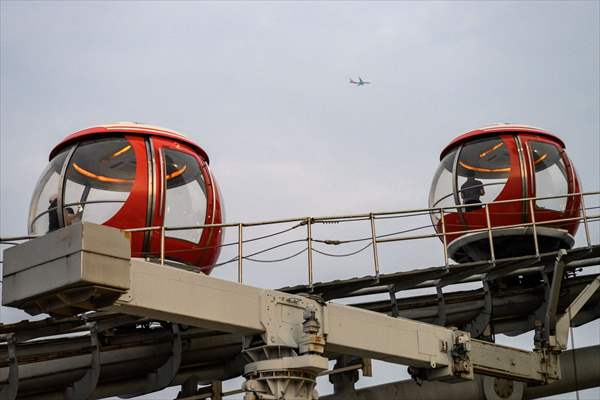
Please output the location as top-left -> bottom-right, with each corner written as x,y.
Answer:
1,1 -> 599,399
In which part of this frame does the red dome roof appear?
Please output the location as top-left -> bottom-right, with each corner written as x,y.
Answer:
50,123 -> 210,163
440,124 -> 565,160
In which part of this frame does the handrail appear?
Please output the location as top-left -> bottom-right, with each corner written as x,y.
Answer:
133,191 -> 600,286
2,191 -> 599,288
29,200 -> 127,228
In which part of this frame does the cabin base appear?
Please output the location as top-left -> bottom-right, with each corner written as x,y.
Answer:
447,227 -> 575,263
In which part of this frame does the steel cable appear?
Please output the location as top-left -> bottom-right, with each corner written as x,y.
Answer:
162,223 -> 305,256
245,248 -> 308,263
216,221 -> 304,249
312,242 -> 372,258
312,224 -> 435,246
212,238 -> 307,267
238,238 -> 307,259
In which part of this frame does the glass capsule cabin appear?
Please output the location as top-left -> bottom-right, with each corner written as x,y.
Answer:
428,125 -> 581,262
28,123 -> 224,273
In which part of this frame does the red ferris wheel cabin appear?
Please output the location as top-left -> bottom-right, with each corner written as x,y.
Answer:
28,123 -> 224,273
429,124 -> 581,262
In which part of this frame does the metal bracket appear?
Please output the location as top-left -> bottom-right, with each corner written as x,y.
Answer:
450,331 -> 473,380
424,330 -> 474,383
0,314 -> 135,400
529,269 -> 551,345
0,334 -> 18,400
120,323 -> 182,398
328,356 -> 360,395
388,285 -> 399,318
553,275 -> 600,350
527,250 -> 566,346
436,283 -> 447,326
544,249 -> 567,342
243,292 -> 328,400
258,291 -> 326,348
464,279 -> 492,338
64,322 -> 100,400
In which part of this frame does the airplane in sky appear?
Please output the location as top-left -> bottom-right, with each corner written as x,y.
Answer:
349,77 -> 371,86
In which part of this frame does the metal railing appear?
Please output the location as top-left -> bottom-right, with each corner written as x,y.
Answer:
126,191 -> 599,286
2,191 -> 599,287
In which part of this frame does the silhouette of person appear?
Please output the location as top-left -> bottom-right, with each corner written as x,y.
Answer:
48,194 -> 60,232
47,194 -> 77,232
460,171 -> 485,210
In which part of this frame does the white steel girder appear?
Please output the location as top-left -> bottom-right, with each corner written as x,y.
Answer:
106,258 -> 560,385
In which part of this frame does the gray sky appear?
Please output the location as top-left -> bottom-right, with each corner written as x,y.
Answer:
1,1 -> 599,399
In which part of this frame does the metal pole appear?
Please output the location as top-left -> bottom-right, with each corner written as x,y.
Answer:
238,224 -> 243,284
529,198 -> 540,258
439,208 -> 449,268
484,205 -> 495,264
307,218 -> 313,287
160,226 -> 165,266
369,213 -> 380,278
580,194 -> 592,248
568,308 -> 581,400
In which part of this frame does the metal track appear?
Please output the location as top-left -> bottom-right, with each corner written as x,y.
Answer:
281,245 -> 600,300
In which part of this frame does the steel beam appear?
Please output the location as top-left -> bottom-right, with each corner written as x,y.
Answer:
545,249 -> 567,341
469,340 -> 557,384
109,259 -> 560,384
321,345 -> 600,400
108,260 -> 265,334
553,275 -> 600,350
107,259 -> 453,372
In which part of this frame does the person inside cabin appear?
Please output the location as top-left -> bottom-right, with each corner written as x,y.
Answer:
460,171 -> 485,210
48,194 -> 60,232
48,194 -> 78,232
64,207 -> 77,225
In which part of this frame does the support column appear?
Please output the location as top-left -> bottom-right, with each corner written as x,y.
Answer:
329,356 -> 360,395
241,295 -> 328,400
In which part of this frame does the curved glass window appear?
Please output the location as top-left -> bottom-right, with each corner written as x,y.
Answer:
456,137 -> 511,209
63,137 -> 136,225
529,141 -> 568,212
28,149 -> 70,234
429,149 -> 458,226
429,148 -> 457,220
162,148 -> 207,243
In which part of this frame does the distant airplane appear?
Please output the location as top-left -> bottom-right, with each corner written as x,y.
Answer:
349,77 -> 371,86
